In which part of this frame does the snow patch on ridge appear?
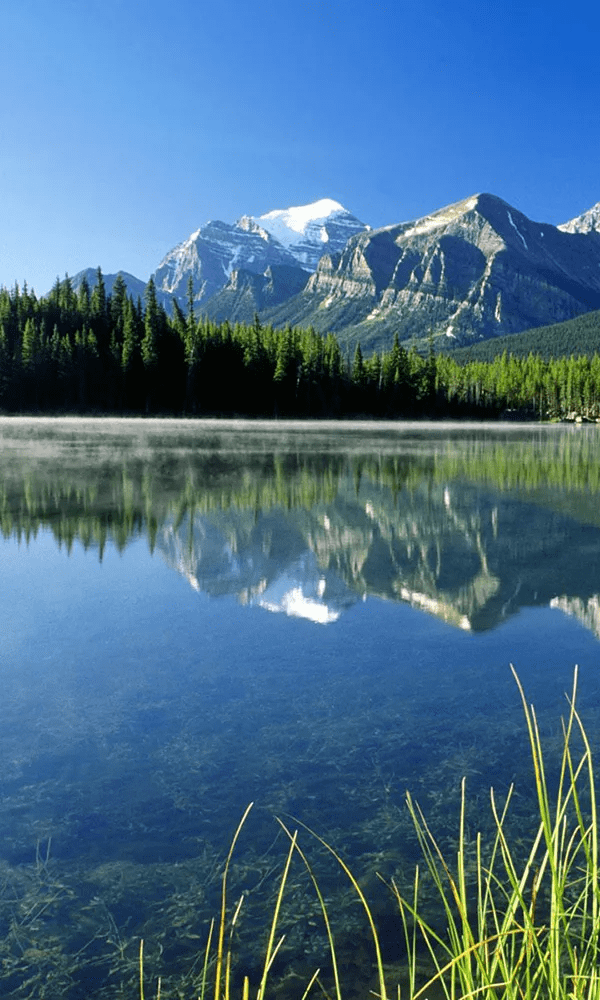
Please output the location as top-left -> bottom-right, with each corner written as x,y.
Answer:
507,211 -> 528,249
224,246 -> 245,278
397,195 -> 479,239
559,202 -> 600,235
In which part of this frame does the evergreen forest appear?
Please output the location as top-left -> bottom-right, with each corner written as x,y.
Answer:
447,308 -> 600,363
2,271 -> 600,420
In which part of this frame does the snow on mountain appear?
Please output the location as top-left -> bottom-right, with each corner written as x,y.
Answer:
152,200 -> 368,305
258,198 -> 346,241
249,198 -> 369,269
559,202 -> 600,235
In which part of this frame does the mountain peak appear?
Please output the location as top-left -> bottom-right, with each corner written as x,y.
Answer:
152,198 -> 367,304
559,202 -> 600,235
257,198 -> 347,232
247,198 -> 367,266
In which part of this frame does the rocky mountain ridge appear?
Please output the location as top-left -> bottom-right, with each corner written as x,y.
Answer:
152,199 -> 368,307
255,193 -> 600,350
558,202 -> 600,235
67,193 -> 600,352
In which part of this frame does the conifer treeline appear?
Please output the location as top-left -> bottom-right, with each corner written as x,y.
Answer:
2,271 -> 600,419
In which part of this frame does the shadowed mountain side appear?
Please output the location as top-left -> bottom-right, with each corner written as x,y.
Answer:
203,265 -> 310,324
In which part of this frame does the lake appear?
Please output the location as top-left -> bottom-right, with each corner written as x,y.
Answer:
1,417 -> 599,999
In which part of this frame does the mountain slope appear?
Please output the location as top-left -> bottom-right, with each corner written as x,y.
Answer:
152,200 -> 368,307
68,268 -> 147,302
67,267 -> 174,312
443,309 -> 600,362
203,264 -> 311,325
260,193 -> 600,352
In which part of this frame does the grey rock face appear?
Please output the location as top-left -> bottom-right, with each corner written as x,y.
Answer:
152,200 -> 368,308
264,193 -> 600,349
152,220 -> 301,307
204,264 -> 311,325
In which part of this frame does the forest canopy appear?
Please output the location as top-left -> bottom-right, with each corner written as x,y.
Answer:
1,271 -> 600,421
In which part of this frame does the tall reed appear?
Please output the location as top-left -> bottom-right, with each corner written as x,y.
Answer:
389,664 -> 600,1000
138,666 -> 600,1000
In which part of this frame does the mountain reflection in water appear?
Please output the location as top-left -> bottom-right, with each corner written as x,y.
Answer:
1,418 -> 600,998
2,417 -> 600,637
155,479 -> 600,636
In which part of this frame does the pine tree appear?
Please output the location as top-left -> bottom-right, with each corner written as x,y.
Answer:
0,322 -> 12,406
352,342 -> 365,385
121,297 -> 144,410
110,274 -> 128,354
141,277 -> 160,372
90,266 -> 107,321
77,275 -> 91,318
21,317 -> 39,370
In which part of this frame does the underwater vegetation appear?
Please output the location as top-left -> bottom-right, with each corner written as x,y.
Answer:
0,669 -> 597,998
131,666 -> 599,1000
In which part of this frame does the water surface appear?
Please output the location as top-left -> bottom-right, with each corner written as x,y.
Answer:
1,417 -> 599,998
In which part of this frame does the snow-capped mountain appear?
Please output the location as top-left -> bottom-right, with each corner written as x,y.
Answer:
259,193 -> 600,350
152,199 -> 368,306
64,192 -> 600,354
250,198 -> 370,270
558,202 -> 600,235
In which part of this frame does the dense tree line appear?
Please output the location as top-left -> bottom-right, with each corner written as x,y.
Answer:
436,350 -> 600,419
1,272 -> 600,419
446,309 -> 600,363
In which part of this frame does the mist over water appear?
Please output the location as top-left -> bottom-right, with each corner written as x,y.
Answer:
1,417 -> 599,998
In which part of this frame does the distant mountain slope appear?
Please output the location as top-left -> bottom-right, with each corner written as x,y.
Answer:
204,264 -> 310,325
68,268 -> 146,301
444,309 -> 600,362
67,268 -> 173,311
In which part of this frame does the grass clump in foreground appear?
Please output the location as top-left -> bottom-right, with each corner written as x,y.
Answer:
139,666 -> 600,1000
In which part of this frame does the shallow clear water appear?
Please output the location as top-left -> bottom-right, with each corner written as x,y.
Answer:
1,417 -> 599,998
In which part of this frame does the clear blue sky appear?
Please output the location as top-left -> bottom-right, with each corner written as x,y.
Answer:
1,0 -> 598,294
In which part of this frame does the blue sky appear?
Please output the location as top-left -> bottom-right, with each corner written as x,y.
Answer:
1,0 -> 598,294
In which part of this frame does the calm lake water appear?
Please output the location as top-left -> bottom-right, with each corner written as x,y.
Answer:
1,417 -> 600,999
